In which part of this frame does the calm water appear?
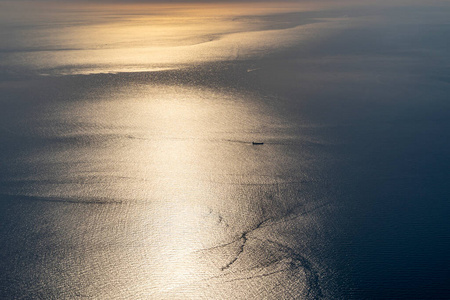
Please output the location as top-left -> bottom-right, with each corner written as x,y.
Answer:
1,1 -> 450,299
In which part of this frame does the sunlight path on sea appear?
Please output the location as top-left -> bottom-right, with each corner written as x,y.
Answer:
0,2 -> 344,298
0,1 -> 341,76
0,77 -> 325,298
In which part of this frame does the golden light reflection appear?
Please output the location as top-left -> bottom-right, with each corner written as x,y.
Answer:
0,1 -> 339,75
72,83 -> 274,296
0,2 -> 329,298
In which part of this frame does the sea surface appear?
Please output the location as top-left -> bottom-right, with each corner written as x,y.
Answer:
1,1 -> 450,299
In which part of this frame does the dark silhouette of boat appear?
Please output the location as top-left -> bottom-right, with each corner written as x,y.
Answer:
252,142 -> 264,145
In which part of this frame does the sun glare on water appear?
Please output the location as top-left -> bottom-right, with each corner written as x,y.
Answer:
0,1 -> 330,75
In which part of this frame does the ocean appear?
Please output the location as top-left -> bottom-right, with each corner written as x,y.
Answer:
1,1 -> 450,299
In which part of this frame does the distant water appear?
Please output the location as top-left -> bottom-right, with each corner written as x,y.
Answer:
1,1 -> 450,299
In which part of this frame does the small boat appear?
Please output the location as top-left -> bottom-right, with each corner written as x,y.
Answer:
252,142 -> 264,145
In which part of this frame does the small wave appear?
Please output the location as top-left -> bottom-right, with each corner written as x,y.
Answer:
0,193 -> 123,205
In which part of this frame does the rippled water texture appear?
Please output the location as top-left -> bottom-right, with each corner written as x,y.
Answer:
1,1 -> 450,299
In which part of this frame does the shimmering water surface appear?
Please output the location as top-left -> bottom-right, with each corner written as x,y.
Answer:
1,1 -> 450,299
